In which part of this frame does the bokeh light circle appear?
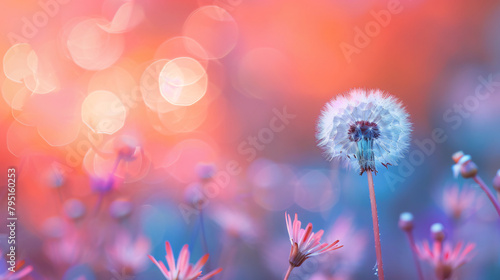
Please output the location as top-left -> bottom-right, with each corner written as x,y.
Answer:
294,170 -> 339,212
154,36 -> 209,66
140,59 -> 176,112
159,57 -> 208,106
3,43 -> 34,83
99,1 -> 144,33
249,159 -> 295,211
81,90 -> 127,134
66,18 -> 124,70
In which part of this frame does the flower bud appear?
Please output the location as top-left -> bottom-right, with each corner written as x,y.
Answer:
452,151 -> 464,164
460,161 -> 478,179
493,170 -> 500,192
184,183 -> 207,210
452,152 -> 477,178
398,212 -> 414,231
431,223 -> 445,242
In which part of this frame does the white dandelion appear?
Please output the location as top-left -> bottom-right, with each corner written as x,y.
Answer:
317,88 -> 411,175
316,88 -> 411,280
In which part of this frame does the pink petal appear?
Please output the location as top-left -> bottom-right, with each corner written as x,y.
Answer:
293,214 -> 301,241
149,256 -> 171,279
165,242 -> 177,273
192,254 -> 209,273
422,240 -> 433,259
199,268 -> 223,280
177,244 -> 190,273
285,212 -> 292,242
301,223 -> 313,246
450,241 -> 463,260
9,266 -> 33,280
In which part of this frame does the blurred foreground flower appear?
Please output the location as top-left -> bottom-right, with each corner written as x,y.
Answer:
324,215 -> 367,277
416,223 -> 475,280
107,232 -> 150,274
317,89 -> 411,280
442,185 -> 482,220
149,242 -> 222,280
44,225 -> 87,266
0,256 -> 32,280
284,213 -> 343,280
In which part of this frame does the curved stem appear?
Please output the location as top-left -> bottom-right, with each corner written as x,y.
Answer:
284,265 -> 293,280
473,175 -> 500,217
199,210 -> 211,270
405,231 -> 424,280
367,171 -> 385,280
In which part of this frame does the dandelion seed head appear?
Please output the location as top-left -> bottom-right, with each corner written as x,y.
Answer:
317,89 -> 411,174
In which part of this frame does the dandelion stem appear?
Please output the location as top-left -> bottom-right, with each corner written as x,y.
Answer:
199,210 -> 211,270
404,231 -> 424,280
366,171 -> 385,280
284,265 -> 293,280
473,175 -> 500,217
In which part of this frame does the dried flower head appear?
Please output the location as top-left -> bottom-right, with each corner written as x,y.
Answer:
451,151 -> 477,178
442,185 -> 482,220
285,213 -> 343,268
149,242 -> 222,280
398,212 -> 414,232
417,223 -> 475,280
317,89 -> 411,175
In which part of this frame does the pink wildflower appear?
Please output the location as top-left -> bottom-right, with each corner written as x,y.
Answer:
149,242 -> 222,280
416,223 -> 475,280
284,213 -> 343,280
